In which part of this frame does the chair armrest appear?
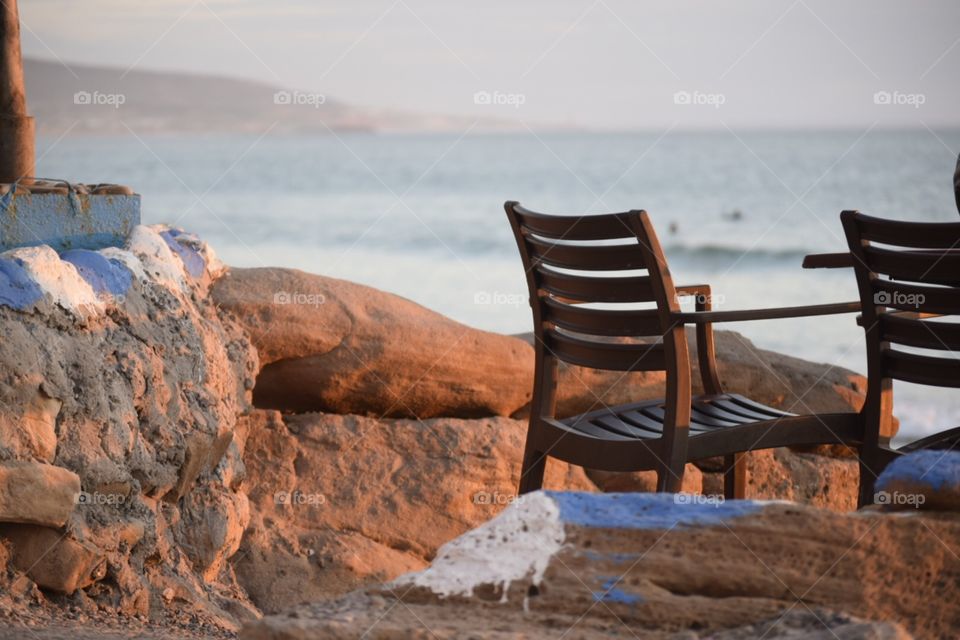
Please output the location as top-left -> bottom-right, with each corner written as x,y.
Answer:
672,301 -> 861,324
802,252 -> 855,269
675,284 -> 722,394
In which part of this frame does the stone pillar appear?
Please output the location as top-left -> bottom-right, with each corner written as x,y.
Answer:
0,0 -> 35,183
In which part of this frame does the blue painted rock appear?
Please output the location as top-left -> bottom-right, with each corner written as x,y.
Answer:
243,491 -> 957,639
875,450 -> 960,511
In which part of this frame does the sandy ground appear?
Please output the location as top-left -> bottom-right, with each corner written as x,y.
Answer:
0,607 -> 235,640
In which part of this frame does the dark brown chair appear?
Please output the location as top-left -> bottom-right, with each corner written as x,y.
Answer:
505,202 -> 863,499
841,210 -> 960,504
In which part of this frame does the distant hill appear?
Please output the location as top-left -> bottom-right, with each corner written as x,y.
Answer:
23,58 -> 498,135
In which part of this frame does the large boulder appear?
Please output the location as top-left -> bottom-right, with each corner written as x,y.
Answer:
232,409 -> 595,613
243,491 -> 960,639
212,267 -> 535,418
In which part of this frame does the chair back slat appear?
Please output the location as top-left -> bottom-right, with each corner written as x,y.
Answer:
863,245 -> 960,284
543,297 -> 661,337
506,201 -> 681,375
884,350 -> 960,388
873,280 -> 960,314
855,215 -> 960,248
544,329 -> 667,372
881,315 -> 960,351
842,210 -> 960,390
525,234 -> 648,271
536,266 -> 656,303
512,204 -> 636,240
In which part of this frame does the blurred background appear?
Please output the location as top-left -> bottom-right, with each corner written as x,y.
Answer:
20,0 -> 960,439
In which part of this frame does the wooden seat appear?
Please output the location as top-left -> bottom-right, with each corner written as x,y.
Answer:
505,202 -> 862,499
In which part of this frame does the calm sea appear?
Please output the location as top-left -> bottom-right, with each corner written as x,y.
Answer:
37,129 -> 960,441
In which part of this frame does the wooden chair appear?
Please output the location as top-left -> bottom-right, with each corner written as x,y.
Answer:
841,210 -> 960,505
505,202 -> 863,500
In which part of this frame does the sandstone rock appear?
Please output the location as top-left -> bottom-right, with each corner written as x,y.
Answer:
243,492 -> 960,639
0,524 -> 106,594
700,448 -> 859,512
587,463 -> 703,494
234,410 -> 595,612
212,268 -> 534,418
875,450 -> 960,511
0,461 -> 79,527
0,383 -> 61,462
176,484 -> 250,581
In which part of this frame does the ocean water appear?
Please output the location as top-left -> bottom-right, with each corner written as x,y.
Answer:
36,129 -> 960,441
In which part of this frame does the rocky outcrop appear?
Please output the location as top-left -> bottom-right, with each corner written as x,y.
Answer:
232,409 -> 595,614
0,226 -> 258,630
212,267 -> 534,418
242,491 -> 960,639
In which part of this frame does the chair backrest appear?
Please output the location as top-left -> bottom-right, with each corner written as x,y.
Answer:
841,211 -> 960,413
505,202 -> 688,415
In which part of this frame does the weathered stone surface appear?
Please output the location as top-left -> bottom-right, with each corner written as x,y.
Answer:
0,461 -> 79,526
700,448 -> 859,512
875,450 -> 960,511
243,492 -> 960,639
0,227 -> 259,626
212,267 -> 534,418
0,524 -> 106,594
587,463 -> 703,494
233,410 -> 595,613
0,383 -> 61,462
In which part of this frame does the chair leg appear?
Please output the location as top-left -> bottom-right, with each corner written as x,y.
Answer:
518,448 -> 547,495
723,453 -> 747,500
857,457 -> 878,508
656,460 -> 686,493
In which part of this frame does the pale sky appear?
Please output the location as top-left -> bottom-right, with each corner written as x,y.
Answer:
18,0 -> 960,129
